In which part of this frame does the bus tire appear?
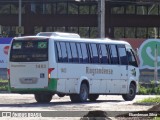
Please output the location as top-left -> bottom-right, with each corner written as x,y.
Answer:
34,93 -> 52,103
57,94 -> 65,97
89,94 -> 99,101
122,84 -> 136,101
70,83 -> 89,103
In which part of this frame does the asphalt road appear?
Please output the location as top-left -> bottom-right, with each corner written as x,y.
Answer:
0,94 -> 158,120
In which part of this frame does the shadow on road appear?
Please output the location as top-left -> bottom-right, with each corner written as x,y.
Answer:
0,99 -> 123,108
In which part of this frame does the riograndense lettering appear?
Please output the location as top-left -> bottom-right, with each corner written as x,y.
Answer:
86,67 -> 113,75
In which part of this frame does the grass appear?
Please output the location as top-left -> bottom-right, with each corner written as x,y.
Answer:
137,97 -> 160,103
0,79 -> 8,83
155,118 -> 160,120
0,79 -> 8,91
0,85 -> 8,91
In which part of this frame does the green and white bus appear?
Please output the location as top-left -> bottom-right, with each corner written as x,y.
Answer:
8,32 -> 139,103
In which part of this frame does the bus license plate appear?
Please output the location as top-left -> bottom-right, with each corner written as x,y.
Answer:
19,77 -> 38,84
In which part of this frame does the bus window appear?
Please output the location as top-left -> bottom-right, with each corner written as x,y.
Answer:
66,42 -> 72,63
90,44 -> 99,63
70,42 -> 79,63
109,45 -> 119,64
127,49 -> 138,67
88,44 -> 92,63
56,42 -> 63,62
10,40 -> 48,62
77,43 -> 83,63
117,45 -> 128,65
99,44 -> 109,64
60,42 -> 68,62
81,43 -> 89,63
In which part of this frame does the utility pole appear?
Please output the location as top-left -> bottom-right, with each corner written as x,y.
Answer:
18,0 -> 22,37
154,44 -> 158,87
98,0 -> 105,38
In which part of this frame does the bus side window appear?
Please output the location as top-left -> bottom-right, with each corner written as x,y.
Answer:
60,42 -> 68,62
55,42 -> 63,62
70,42 -> 79,63
77,43 -> 83,63
117,45 -> 128,65
66,42 -> 72,63
90,43 -> 99,63
81,43 -> 89,63
127,49 -> 138,67
88,44 -> 92,63
99,44 -> 109,64
109,44 -> 119,64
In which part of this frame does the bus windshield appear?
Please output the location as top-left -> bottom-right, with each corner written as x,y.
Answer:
10,40 -> 48,62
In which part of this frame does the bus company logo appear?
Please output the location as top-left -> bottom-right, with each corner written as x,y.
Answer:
3,46 -> 10,55
139,39 -> 160,69
131,68 -> 136,76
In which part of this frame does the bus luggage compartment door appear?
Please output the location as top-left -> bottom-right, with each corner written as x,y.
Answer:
10,62 -> 48,89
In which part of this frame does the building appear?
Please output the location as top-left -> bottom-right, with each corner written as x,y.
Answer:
0,0 -> 160,39
1,0 -> 160,81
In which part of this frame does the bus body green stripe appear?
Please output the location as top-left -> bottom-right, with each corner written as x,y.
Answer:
9,78 -> 57,93
48,78 -> 57,91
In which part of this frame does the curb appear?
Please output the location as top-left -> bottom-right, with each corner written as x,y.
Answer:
0,91 -> 9,93
133,102 -> 158,106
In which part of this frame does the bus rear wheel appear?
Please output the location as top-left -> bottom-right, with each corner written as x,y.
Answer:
57,94 -> 65,97
70,83 -> 89,103
34,93 -> 53,103
89,94 -> 99,101
122,84 -> 136,101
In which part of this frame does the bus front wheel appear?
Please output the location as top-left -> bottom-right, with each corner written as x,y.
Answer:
122,84 -> 136,101
70,83 -> 89,103
34,93 -> 52,103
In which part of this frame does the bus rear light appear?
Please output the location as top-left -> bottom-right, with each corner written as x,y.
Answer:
7,69 -> 10,80
7,69 -> 10,75
48,68 -> 54,79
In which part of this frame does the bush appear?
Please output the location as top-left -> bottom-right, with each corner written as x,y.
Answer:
139,85 -> 148,95
0,85 -> 8,91
139,81 -> 160,95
